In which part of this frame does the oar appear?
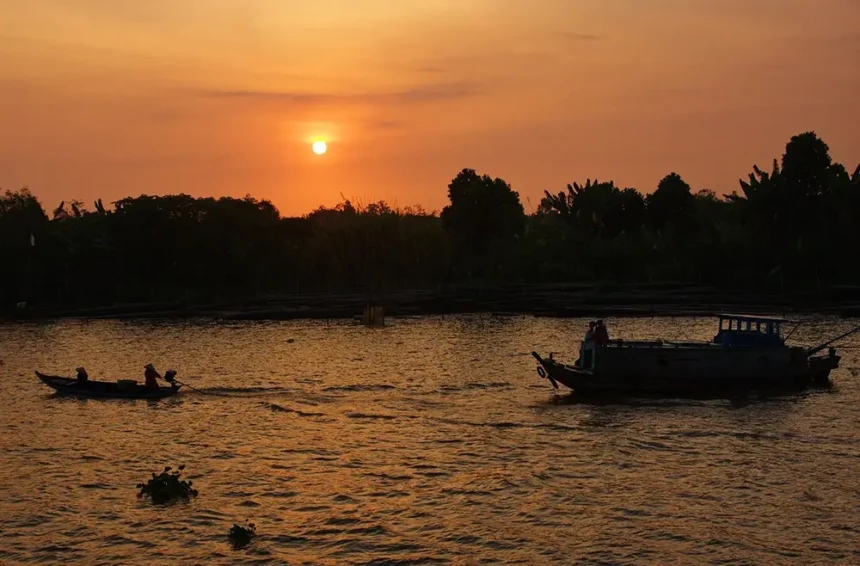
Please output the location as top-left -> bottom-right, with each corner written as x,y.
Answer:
806,325 -> 860,357
169,378 -> 207,394
161,370 -> 206,394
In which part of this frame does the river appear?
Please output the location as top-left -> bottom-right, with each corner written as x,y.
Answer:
1,315 -> 858,564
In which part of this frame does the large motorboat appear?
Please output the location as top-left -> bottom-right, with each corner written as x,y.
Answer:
532,314 -> 853,395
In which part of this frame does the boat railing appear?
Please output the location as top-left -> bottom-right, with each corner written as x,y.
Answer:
582,339 -> 713,349
605,340 -> 665,348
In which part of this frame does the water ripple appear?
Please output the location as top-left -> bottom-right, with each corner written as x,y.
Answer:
1,315 -> 859,564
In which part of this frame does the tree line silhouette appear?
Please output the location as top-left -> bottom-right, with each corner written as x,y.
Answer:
1,131 -> 858,312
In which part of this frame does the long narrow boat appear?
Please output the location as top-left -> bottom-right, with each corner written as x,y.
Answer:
36,372 -> 182,399
532,314 -> 851,396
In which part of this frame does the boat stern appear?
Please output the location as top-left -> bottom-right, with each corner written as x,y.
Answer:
808,347 -> 840,384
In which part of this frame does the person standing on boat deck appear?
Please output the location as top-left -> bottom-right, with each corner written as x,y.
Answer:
144,363 -> 161,389
75,367 -> 89,386
582,322 -> 596,368
594,320 -> 609,346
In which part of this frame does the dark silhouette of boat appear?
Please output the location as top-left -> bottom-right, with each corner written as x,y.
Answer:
35,371 -> 182,399
532,315 -> 854,395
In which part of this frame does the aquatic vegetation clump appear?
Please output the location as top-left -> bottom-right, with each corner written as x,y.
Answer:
228,521 -> 257,548
137,465 -> 198,504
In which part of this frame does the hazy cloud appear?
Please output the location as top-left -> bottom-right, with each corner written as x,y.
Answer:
556,31 -> 604,41
199,82 -> 480,106
373,120 -> 402,129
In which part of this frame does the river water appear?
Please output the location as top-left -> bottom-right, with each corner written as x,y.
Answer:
1,315 -> 858,565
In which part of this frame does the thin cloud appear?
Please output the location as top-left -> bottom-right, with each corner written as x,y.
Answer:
198,82 -> 480,106
373,120 -> 401,130
556,31 -> 604,41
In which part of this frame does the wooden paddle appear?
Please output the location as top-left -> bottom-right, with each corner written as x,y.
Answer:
164,372 -> 205,394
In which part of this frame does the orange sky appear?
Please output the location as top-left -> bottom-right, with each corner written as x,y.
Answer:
1,0 -> 859,216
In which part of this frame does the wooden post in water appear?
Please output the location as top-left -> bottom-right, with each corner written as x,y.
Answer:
361,304 -> 385,327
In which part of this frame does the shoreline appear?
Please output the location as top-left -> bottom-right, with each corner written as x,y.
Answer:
6,283 -> 860,322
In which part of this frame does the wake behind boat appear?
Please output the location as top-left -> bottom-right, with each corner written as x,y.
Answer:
36,371 -> 182,399
532,314 -> 855,396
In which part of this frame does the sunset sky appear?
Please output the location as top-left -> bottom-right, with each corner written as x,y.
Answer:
1,0 -> 859,216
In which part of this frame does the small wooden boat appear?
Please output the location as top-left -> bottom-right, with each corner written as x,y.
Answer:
532,314 -> 853,396
36,372 -> 182,399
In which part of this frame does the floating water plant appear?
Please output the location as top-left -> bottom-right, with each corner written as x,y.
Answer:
137,465 -> 198,504
228,521 -> 257,548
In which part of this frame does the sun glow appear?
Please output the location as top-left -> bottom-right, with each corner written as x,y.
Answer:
312,141 -> 327,155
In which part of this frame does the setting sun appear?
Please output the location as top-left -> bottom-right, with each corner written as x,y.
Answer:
312,141 -> 327,155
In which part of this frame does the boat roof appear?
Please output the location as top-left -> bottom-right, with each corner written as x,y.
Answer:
717,313 -> 790,323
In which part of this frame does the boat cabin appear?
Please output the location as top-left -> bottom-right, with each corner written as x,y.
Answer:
713,315 -> 787,348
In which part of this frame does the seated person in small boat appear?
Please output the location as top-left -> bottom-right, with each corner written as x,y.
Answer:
75,367 -> 89,386
144,363 -> 162,389
594,320 -> 610,346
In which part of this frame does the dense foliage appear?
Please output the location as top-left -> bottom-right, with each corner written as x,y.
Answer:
137,465 -> 199,504
2,131 -> 858,312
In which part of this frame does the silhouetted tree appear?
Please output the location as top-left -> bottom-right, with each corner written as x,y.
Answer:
1,131 -> 858,313
0,188 -> 49,304
441,169 -> 525,279
781,132 -> 834,199
441,169 -> 525,245
726,131 -> 860,287
541,180 -> 645,239
647,173 -> 695,235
